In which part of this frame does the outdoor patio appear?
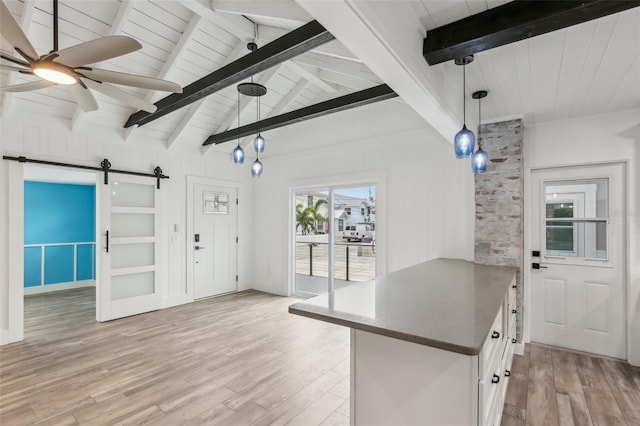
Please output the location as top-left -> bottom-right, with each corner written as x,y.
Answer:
294,237 -> 375,296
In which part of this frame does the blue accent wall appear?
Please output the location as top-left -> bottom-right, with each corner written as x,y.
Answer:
24,182 -> 96,287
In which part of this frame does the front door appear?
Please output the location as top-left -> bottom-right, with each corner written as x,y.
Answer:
98,174 -> 162,321
530,163 -> 626,359
193,184 -> 237,299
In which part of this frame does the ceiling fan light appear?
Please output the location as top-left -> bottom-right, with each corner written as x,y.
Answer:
33,62 -> 77,85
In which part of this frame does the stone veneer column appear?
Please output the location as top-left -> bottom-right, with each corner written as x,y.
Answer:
474,119 -> 524,340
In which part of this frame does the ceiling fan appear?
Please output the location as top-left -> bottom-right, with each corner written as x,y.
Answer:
0,0 -> 182,113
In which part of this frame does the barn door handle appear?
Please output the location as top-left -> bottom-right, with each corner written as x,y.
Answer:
105,230 -> 109,253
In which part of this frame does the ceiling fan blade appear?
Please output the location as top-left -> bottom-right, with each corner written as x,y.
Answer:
0,63 -> 29,72
53,36 -> 142,67
81,78 -> 156,113
0,80 -> 54,92
69,84 -> 98,112
0,1 -> 38,61
78,68 -> 182,93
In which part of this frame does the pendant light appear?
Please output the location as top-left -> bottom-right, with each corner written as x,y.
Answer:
233,41 -> 268,177
253,92 -> 265,153
232,90 -> 245,164
453,55 -> 475,158
471,90 -> 489,174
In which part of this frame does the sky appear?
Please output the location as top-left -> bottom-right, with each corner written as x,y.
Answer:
335,186 -> 375,200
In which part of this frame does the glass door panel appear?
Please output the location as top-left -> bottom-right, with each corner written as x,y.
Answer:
293,189 -> 329,297
334,186 -> 376,286
292,185 -> 377,297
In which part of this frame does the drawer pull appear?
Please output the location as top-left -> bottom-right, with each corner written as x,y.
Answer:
492,331 -> 500,339
505,370 -> 511,377
512,338 -> 517,344
491,374 -> 500,384
512,309 -> 517,314
512,285 -> 516,289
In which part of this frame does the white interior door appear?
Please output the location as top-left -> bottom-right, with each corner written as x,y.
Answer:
193,184 -> 237,299
530,163 -> 626,359
98,174 -> 161,321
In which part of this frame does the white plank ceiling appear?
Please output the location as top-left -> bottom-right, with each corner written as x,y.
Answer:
1,0 -> 638,155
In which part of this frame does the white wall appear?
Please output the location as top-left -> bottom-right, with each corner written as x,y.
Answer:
250,100 -> 476,295
0,117 -> 254,344
523,109 -> 640,365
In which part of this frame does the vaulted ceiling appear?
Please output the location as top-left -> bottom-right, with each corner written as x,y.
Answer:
1,0 -> 638,155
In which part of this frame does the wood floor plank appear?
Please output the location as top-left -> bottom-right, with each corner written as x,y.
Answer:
320,411 -> 350,426
502,403 -> 526,426
526,360 -> 559,426
530,344 -> 553,364
583,387 -> 627,426
575,353 -> 612,391
286,391 -> 346,426
610,387 -> 640,426
556,390 -> 593,426
552,351 -> 582,393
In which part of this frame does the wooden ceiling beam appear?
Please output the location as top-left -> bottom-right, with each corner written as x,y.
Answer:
423,0 -> 640,65
202,84 -> 397,146
125,20 -> 334,128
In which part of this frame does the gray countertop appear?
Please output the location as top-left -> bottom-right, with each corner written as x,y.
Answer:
289,258 -> 516,355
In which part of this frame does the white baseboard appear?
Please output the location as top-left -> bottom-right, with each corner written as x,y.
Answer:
1,327 -> 23,346
24,280 -> 95,295
514,342 -> 526,356
161,295 -> 189,309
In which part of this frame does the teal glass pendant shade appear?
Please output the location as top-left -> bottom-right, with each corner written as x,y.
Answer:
454,125 -> 475,158
253,134 -> 265,153
471,147 -> 488,173
251,158 -> 263,177
453,55 -> 475,159
232,145 -> 245,164
471,90 -> 489,174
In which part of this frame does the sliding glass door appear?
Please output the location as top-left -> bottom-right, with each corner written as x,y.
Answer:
293,185 -> 376,297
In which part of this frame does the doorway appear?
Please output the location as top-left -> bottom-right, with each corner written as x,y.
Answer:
188,180 -> 238,299
22,164 -> 98,334
293,185 -> 376,297
528,163 -> 626,359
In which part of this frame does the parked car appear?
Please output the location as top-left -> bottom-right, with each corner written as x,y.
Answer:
342,224 -> 373,242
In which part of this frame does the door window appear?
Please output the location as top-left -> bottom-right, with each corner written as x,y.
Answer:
543,179 -> 608,261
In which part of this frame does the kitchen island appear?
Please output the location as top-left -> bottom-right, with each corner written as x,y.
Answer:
289,258 -> 517,426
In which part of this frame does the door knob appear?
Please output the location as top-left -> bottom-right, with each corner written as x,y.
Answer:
532,262 -> 547,269
195,246 -> 205,250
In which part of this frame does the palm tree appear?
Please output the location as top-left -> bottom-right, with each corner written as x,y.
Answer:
296,203 -> 315,235
312,199 -> 327,233
296,198 -> 328,234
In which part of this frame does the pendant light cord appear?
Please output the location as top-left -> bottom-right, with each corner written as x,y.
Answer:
237,91 -> 240,148
478,93 -> 482,149
462,63 -> 466,125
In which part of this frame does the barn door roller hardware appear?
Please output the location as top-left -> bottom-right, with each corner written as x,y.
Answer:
2,155 -> 170,188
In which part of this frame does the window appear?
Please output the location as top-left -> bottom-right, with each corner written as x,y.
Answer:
345,208 -> 351,215
338,219 -> 344,232
544,179 -> 608,260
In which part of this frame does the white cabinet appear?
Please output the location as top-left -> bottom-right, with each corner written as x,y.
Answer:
351,276 -> 517,426
479,277 -> 517,426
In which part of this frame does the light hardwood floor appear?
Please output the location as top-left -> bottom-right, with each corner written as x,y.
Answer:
503,341 -> 640,426
2,287 -> 639,425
